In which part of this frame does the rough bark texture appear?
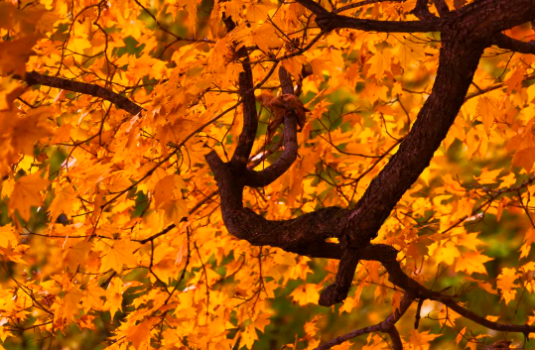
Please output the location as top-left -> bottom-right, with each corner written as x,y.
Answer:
204,0 -> 535,317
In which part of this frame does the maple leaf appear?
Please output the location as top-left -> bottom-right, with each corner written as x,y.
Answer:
53,287 -> 83,326
240,325 -> 259,349
0,224 -> 18,249
64,241 -> 92,271
11,107 -> 53,155
0,36 -> 39,75
82,280 -> 106,311
9,173 -> 49,221
406,330 -> 441,350
127,317 -> 157,350
290,283 -> 320,306
497,268 -> 519,304
476,96 -> 499,134
454,251 -> 493,275
48,184 -> 76,222
0,78 -> 26,111
105,277 -> 123,318
520,227 -> 535,258
100,240 -> 140,273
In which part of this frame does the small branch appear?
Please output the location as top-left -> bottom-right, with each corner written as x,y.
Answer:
295,0 -> 440,33
438,296 -> 535,334
135,190 -> 218,244
315,293 -> 414,350
19,71 -> 143,115
335,0 -> 406,14
133,0 -> 214,43
243,67 -> 299,187
230,71 -> 257,170
318,247 -> 360,306
494,33 -> 535,54
387,326 -> 403,350
412,0 -> 437,21
414,298 -> 424,329
432,0 -> 450,16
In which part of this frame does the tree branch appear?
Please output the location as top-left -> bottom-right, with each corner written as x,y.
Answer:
317,0 -> 535,307
208,0 -> 535,312
19,71 -> 143,115
334,0 -> 406,14
243,67 -> 299,187
432,0 -> 450,16
494,33 -> 535,54
412,0 -> 437,21
315,293 -> 414,350
295,0 -> 441,32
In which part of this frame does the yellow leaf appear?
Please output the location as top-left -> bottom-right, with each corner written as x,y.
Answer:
454,251 -> 493,275
520,227 -> 535,258
290,283 -> 319,306
407,330 -> 441,350
9,173 -> 49,221
476,96 -> 499,134
433,241 -> 460,266
0,78 -> 25,111
101,240 -> 139,273
391,291 -> 403,314
82,280 -> 106,311
64,241 -> 92,271
0,224 -> 18,249
254,313 -> 271,332
367,49 -> 392,78
49,184 -> 76,222
11,107 -> 53,155
240,325 -> 259,349
0,36 -> 39,75
105,277 -> 123,318
252,23 -> 282,52
246,3 -> 269,23
455,327 -> 465,345
497,267 -> 519,304
127,318 -> 156,350
474,168 -> 502,185
53,287 -> 83,325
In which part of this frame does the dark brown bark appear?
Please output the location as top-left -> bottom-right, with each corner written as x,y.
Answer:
494,33 -> 535,53
20,71 -> 143,115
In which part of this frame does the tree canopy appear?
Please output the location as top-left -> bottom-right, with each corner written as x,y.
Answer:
1,0 -> 535,349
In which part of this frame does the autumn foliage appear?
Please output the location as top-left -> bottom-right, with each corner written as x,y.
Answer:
1,0 -> 535,349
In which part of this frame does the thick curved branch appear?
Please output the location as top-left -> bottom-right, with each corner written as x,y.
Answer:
208,0 -> 535,311
18,71 -> 143,115
318,0 -> 535,307
494,33 -> 535,54
206,151 -> 350,254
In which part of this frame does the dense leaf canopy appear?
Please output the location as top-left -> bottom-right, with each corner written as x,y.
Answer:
1,0 -> 535,349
